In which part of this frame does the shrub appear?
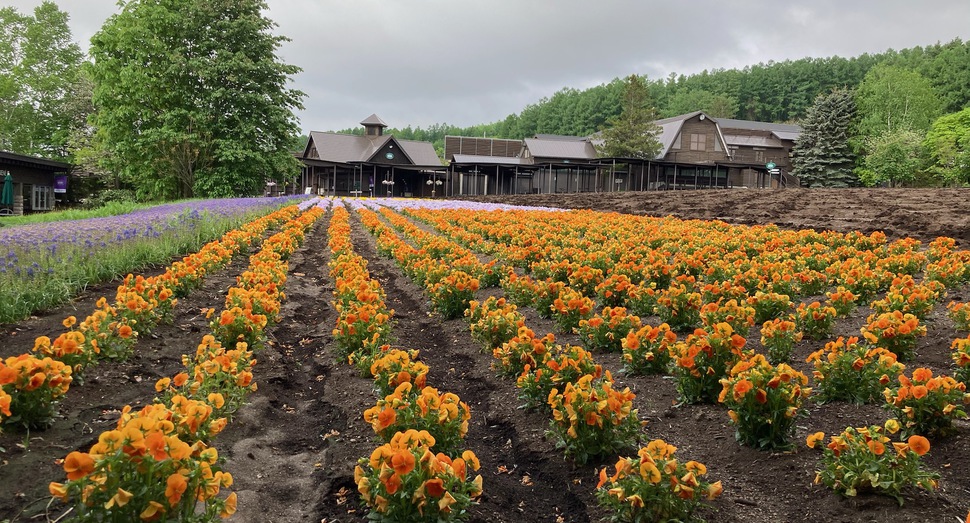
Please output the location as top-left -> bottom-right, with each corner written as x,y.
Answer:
547,373 -> 641,464
578,307 -> 641,353
809,422 -> 938,505
621,323 -> 677,376
595,440 -> 722,523
670,323 -> 748,404
806,336 -> 903,405
354,430 -> 483,522
718,354 -> 810,450
883,367 -> 969,438
364,383 -> 471,456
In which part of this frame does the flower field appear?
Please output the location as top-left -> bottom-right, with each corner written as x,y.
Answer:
1,191 -> 969,523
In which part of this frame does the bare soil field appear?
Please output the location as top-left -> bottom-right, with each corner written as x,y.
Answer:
1,191 -> 969,523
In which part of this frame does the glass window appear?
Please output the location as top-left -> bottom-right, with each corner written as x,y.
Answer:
690,133 -> 707,151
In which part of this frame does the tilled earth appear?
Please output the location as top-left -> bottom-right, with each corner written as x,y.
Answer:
1,191 -> 969,523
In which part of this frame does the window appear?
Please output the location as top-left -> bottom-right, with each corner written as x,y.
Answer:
754,149 -> 765,162
690,133 -> 707,151
33,185 -> 53,211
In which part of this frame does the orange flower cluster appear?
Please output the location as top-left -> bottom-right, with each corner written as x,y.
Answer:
795,301 -> 838,340
49,400 -> 236,521
699,299 -> 755,335
516,344 -> 602,410
670,323 -> 748,404
578,306 -> 643,353
952,336 -> 970,385
861,310 -> 927,361
759,317 -> 803,364
870,276 -> 944,320
370,348 -> 429,398
354,429 -> 483,520
547,372 -> 641,464
0,354 -> 72,429
466,296 -> 525,352
595,439 -> 721,521
948,301 -> 970,332
718,354 -> 810,450
47,202 -> 324,520
349,202 -> 486,518
551,287 -> 595,333
746,290 -> 794,324
808,336 -> 904,404
883,367 -> 969,438
621,322 -> 677,375
824,286 -> 858,317
810,422 -> 938,503
491,327 -> 557,377
364,383 -> 472,456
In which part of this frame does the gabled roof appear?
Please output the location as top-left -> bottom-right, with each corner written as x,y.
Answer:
654,111 -> 729,160
393,138 -> 442,166
771,130 -> 801,142
305,132 -> 441,167
523,138 -> 597,160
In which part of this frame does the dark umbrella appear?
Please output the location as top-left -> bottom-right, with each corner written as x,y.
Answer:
0,173 -> 13,207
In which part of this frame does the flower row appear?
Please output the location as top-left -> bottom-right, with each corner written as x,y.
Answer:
1,203 -> 307,433
367,205 -> 723,521
46,201 -> 325,521
326,200 -> 483,521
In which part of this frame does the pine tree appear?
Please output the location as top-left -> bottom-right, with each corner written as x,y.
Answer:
595,75 -> 662,159
791,88 -> 858,187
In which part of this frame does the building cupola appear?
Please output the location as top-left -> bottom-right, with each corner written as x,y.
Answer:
361,114 -> 388,137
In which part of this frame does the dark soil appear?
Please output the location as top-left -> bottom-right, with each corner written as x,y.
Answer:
1,190 -> 969,523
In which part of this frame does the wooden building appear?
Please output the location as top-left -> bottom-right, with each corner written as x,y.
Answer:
300,114 -> 446,197
0,150 -> 71,215
445,111 -> 801,195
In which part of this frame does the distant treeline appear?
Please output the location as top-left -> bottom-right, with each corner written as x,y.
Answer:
336,39 -> 970,153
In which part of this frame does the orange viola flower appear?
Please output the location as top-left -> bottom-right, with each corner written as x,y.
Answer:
165,473 -> 188,506
390,450 -> 415,476
64,451 -> 95,481
907,435 -> 930,456
118,325 -> 134,339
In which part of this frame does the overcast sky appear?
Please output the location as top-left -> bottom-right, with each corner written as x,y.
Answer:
8,1 -> 970,133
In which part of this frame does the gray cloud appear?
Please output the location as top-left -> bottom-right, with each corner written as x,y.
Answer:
8,0 -> 970,133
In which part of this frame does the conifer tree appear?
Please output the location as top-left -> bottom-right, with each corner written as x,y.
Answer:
596,75 -> 662,159
791,88 -> 858,187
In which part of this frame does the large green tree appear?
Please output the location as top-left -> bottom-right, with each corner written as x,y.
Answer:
924,107 -> 970,185
595,75 -> 662,159
90,0 -> 304,199
855,64 -> 942,137
0,2 -> 86,159
858,129 -> 926,187
791,88 -> 858,187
